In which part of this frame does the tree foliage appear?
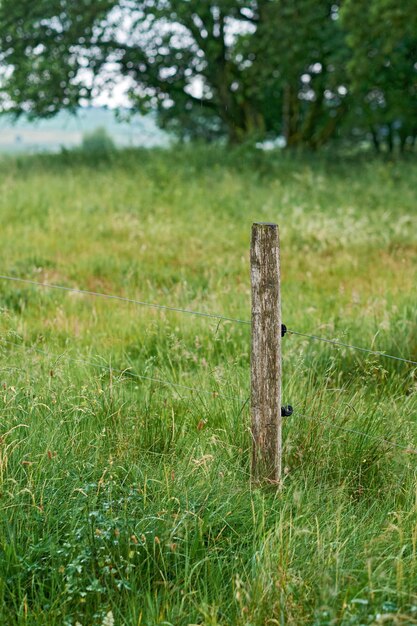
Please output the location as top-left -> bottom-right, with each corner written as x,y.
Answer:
341,0 -> 417,152
0,0 -> 116,116
0,0 -> 416,150
255,0 -> 349,148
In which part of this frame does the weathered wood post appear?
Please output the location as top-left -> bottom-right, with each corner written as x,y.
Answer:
250,222 -> 282,483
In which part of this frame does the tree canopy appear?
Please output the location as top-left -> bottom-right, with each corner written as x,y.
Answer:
341,0 -> 417,152
0,0 -> 416,150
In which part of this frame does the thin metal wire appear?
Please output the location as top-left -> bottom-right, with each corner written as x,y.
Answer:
1,339 -> 244,402
0,274 -> 250,325
296,411 -> 417,455
1,274 -> 416,366
288,330 -> 417,367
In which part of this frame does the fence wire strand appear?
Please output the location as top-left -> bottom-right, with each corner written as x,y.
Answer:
288,330 -> 417,367
295,411 -> 417,455
0,274 -> 251,325
1,274 -> 416,367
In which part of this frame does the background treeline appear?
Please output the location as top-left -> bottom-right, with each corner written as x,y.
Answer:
0,0 -> 416,152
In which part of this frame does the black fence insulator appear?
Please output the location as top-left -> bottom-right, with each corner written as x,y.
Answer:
281,324 -> 287,338
281,405 -> 293,417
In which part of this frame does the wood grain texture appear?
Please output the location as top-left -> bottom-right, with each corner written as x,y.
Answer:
250,222 -> 282,482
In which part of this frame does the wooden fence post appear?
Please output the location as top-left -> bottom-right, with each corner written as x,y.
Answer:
250,222 -> 282,483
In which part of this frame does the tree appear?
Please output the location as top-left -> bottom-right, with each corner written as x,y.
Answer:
341,0 -> 417,152
0,0 -> 117,116
0,0 -> 352,146
1,0 -> 413,149
0,0 -> 274,143
254,0 -> 350,149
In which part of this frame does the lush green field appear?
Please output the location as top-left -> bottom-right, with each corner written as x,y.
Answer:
0,147 -> 416,625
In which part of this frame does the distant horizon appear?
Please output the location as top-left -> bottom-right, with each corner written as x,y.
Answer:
0,106 -> 168,153
0,103 -> 147,117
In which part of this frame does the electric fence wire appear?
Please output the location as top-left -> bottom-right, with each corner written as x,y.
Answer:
295,411 -> 417,455
0,274 -> 251,325
1,339 -> 246,403
2,341 -> 416,461
0,274 -> 416,366
287,330 -> 417,367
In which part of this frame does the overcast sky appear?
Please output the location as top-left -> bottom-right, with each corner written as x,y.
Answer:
93,77 -> 132,108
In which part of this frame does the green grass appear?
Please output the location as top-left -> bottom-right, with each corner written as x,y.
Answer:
0,145 -> 416,625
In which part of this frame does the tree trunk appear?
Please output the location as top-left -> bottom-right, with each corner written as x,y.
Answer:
398,125 -> 408,153
387,122 -> 394,154
370,126 -> 381,153
282,83 -> 300,147
220,97 -> 266,145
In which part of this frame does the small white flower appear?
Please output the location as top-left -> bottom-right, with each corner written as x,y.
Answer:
102,611 -> 115,626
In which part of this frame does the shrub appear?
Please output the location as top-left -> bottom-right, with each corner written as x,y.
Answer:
81,127 -> 116,155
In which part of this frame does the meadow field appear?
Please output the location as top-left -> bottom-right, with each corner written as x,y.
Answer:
0,146 -> 416,625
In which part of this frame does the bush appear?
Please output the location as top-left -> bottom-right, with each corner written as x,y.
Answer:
80,127 -> 116,155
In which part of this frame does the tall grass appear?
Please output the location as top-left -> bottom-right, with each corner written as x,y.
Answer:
0,146 -> 416,625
